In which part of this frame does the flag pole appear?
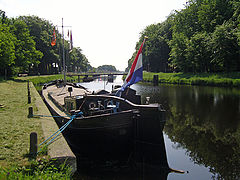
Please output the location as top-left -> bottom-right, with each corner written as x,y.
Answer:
115,36 -> 148,97
62,18 -> 66,85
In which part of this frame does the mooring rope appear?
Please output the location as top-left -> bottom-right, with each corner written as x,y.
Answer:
37,111 -> 83,154
33,114 -> 70,118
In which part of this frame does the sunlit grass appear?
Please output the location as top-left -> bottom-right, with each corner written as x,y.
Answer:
0,81 -> 44,167
142,72 -> 240,87
0,157 -> 72,180
15,74 -> 79,91
0,80 -> 73,178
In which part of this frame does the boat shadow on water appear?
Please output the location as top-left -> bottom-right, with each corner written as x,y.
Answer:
73,131 -> 174,180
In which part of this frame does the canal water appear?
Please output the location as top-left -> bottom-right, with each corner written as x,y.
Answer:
78,76 -> 240,180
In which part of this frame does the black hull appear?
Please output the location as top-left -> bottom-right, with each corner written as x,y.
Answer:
44,97 -> 135,160
42,83 -> 167,164
63,123 -> 133,160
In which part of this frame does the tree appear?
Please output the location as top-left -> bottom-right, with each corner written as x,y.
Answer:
19,15 -> 91,74
141,23 -> 171,72
128,20 -> 173,73
169,33 -> 189,72
186,32 -> 211,72
0,10 -> 7,24
168,0 -> 240,73
19,16 -> 58,74
0,24 -> 16,75
9,18 -> 43,73
97,65 -> 117,72
210,21 -> 240,72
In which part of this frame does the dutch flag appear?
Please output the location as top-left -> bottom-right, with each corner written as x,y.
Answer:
116,37 -> 147,96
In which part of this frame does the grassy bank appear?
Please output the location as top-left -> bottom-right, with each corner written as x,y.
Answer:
0,80 -> 72,179
0,81 -> 43,167
143,72 -> 240,87
15,74 -> 78,91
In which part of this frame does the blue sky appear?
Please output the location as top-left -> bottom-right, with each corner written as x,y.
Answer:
1,0 -> 186,70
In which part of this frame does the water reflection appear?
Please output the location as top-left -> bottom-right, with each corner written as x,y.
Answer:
133,83 -> 240,179
74,131 -> 172,180
78,78 -> 240,179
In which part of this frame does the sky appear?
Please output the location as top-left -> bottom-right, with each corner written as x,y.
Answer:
0,0 -> 186,71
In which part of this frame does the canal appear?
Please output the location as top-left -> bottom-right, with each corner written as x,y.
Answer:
78,76 -> 240,179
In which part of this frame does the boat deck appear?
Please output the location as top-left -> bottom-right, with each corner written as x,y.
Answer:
45,85 -> 90,106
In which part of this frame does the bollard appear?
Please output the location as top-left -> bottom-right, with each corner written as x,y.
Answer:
28,106 -> 33,118
29,132 -> 38,156
153,74 -> 159,86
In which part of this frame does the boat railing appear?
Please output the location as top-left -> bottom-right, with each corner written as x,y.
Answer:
48,92 -> 65,112
85,94 -> 164,111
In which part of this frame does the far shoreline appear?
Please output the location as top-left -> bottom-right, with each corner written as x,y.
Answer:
1,71 -> 240,88
142,72 -> 240,88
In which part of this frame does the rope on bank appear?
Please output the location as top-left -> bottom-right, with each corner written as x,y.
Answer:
37,111 -> 83,154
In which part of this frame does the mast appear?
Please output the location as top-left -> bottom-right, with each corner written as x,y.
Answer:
62,18 -> 66,84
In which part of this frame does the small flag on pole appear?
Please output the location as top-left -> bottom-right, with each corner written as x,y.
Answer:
51,28 -> 56,46
69,30 -> 73,50
116,36 -> 147,96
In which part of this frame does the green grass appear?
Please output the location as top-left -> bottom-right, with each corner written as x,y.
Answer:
0,81 -> 43,167
10,71 -> 240,88
14,74 -> 80,91
0,158 -> 72,180
142,72 -> 240,87
0,80 -> 72,179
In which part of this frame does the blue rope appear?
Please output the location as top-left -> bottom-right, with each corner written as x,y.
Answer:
37,111 -> 83,154
39,117 -> 72,146
33,114 -> 70,118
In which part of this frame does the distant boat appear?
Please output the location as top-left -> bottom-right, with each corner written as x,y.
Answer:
82,75 -> 94,82
42,80 -> 166,161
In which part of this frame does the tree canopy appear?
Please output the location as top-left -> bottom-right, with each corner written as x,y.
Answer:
0,12 -> 92,77
129,0 -> 240,73
97,65 -> 117,72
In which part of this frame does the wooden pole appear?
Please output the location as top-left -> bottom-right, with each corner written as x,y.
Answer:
28,107 -> 33,118
153,74 -> 159,86
29,132 -> 38,156
27,80 -> 29,90
27,81 -> 31,104
28,95 -> 31,104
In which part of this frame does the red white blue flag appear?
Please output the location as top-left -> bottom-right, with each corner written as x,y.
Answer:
116,38 -> 146,96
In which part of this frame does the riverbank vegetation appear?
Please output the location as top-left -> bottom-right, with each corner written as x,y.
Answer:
129,0 -> 240,74
142,71 -> 240,87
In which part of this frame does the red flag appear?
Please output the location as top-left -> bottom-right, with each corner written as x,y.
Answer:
51,28 -> 56,46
